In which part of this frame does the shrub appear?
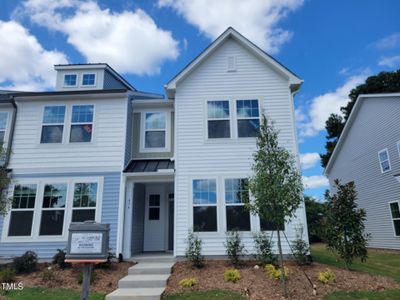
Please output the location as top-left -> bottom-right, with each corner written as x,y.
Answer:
224,269 -> 241,283
224,231 -> 245,266
252,231 -> 276,265
265,264 -> 288,280
77,269 -> 97,284
179,277 -> 198,288
318,269 -> 336,284
185,230 -> 204,268
13,251 -> 38,274
52,249 -> 71,269
41,266 -> 57,282
291,226 -> 311,265
0,268 -> 16,283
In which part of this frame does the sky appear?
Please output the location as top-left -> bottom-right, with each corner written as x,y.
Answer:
1,0 -> 400,201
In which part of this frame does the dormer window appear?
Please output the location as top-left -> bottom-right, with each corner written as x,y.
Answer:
144,112 -> 166,148
64,74 -> 77,87
82,73 -> 96,86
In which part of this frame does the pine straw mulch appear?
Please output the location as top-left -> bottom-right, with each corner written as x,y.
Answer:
165,260 -> 400,300
12,261 -> 134,294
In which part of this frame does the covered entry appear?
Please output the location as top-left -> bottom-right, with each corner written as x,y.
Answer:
122,159 -> 174,257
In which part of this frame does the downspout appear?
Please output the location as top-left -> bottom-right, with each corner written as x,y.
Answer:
4,97 -> 17,168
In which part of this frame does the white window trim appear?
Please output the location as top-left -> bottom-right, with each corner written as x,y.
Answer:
0,110 -> 11,148
40,105 -> 66,144
81,73 -> 97,87
389,201 -> 400,238
378,148 -> 391,173
63,73 -> 78,88
191,177 -> 219,234
235,99 -> 261,139
140,111 -> 170,153
223,178 -> 251,232
1,177 -> 103,243
205,99 -> 232,140
397,141 -> 400,159
69,104 -> 95,143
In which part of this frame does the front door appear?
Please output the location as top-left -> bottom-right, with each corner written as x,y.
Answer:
143,192 -> 166,251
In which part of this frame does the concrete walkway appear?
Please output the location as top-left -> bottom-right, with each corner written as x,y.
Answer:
106,254 -> 175,300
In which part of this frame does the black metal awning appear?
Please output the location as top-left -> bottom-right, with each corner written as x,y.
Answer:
124,159 -> 174,173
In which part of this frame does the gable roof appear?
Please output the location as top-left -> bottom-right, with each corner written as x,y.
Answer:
324,93 -> 400,175
164,27 -> 303,98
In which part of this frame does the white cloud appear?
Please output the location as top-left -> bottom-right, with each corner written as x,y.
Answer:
158,0 -> 304,53
300,153 -> 320,170
378,55 -> 400,68
373,33 -> 400,50
18,0 -> 179,75
302,175 -> 329,189
297,73 -> 368,138
0,20 -> 68,91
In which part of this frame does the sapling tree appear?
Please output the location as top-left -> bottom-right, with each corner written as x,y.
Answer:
326,180 -> 369,269
246,115 -> 303,298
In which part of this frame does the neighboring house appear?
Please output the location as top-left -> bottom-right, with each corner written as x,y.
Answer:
0,27 -> 308,259
325,93 -> 400,250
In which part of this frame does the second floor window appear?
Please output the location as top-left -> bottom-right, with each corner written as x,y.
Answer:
0,112 -> 8,144
378,149 -> 391,173
145,112 -> 166,148
70,105 -> 94,143
64,74 -> 77,87
82,74 -> 96,86
207,100 -> 230,138
41,106 -> 65,144
237,99 -> 260,137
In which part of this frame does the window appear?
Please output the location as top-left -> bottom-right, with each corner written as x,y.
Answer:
260,217 -> 285,231
41,106 -> 65,143
70,105 -> 94,143
237,99 -> 260,137
148,194 -> 160,220
397,141 -> 400,158
207,101 -> 230,138
378,149 -> 391,173
64,74 -> 77,86
72,182 -> 98,222
225,179 -> 250,231
8,184 -> 37,236
82,74 -> 96,86
144,112 -> 166,148
390,202 -> 400,236
0,112 -> 8,144
39,184 -> 67,236
193,179 -> 217,232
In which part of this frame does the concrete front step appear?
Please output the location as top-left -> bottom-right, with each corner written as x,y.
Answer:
118,274 -> 170,288
105,287 -> 165,300
128,262 -> 174,275
131,255 -> 175,263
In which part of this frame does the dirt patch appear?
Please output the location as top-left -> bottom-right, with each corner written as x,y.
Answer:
165,260 -> 400,300
13,261 -> 134,294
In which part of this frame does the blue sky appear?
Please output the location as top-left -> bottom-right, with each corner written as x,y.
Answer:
1,0 -> 400,200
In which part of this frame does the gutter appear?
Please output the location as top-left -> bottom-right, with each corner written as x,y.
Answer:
4,97 -> 17,168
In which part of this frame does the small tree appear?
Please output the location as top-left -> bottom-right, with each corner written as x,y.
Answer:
246,115 -> 303,298
326,180 -> 369,269
0,146 -> 11,216
224,230 -> 245,266
185,230 -> 204,268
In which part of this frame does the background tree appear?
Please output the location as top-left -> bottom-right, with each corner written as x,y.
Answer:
325,180 -> 369,269
320,70 -> 400,168
246,115 -> 303,298
304,195 -> 327,243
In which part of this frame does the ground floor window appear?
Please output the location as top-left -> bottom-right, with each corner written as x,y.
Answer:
389,201 -> 400,236
260,217 -> 285,231
225,178 -> 250,231
192,179 -> 217,232
4,178 -> 102,241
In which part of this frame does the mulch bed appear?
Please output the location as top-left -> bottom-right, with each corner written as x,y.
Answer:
165,260 -> 400,300
12,261 -> 134,294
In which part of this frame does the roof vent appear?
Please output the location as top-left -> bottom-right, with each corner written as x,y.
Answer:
227,56 -> 237,72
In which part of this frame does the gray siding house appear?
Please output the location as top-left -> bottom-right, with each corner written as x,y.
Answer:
325,93 -> 400,250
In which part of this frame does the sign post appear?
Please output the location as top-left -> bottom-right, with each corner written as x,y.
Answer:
65,221 -> 110,300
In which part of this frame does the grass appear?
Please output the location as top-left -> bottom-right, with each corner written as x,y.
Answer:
311,243 -> 400,282
0,287 -> 105,300
325,289 -> 400,300
163,289 -> 245,300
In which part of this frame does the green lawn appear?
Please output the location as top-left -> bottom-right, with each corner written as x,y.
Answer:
311,243 -> 400,282
163,289 -> 245,300
325,289 -> 400,300
0,287 -> 105,300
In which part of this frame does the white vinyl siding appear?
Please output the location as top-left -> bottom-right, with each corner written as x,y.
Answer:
378,149 -> 391,173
